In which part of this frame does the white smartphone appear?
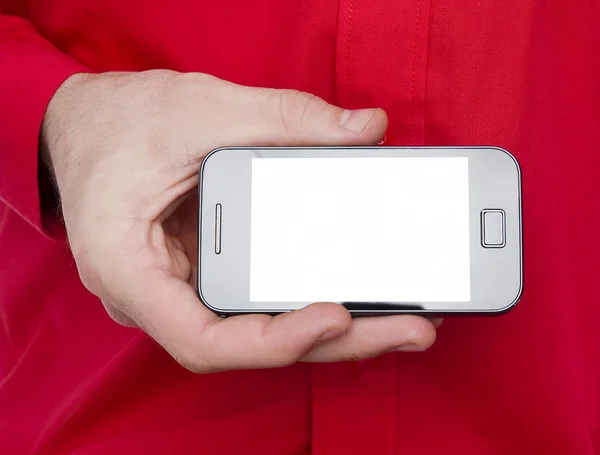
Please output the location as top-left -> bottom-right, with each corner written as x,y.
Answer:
197,147 -> 523,316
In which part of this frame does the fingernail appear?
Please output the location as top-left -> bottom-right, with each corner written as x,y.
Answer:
393,343 -> 426,352
318,328 -> 346,343
340,109 -> 376,133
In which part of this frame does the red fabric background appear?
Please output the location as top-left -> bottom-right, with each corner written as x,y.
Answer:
1,1 -> 599,453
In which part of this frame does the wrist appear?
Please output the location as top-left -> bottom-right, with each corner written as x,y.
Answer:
40,72 -> 91,170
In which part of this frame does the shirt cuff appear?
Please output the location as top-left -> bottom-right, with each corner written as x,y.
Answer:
0,16 -> 91,240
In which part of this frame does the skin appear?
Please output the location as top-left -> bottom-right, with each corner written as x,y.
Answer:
41,69 -> 439,373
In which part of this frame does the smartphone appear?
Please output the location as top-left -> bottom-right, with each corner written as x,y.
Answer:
197,146 -> 523,316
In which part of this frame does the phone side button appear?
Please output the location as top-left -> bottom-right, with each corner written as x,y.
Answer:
481,209 -> 506,248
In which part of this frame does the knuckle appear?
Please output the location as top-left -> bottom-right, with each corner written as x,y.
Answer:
175,324 -> 229,374
102,302 -> 137,327
73,255 -> 99,294
176,329 -> 219,374
276,90 -> 320,138
68,234 -> 112,298
169,72 -> 224,111
177,349 -> 217,374
180,362 -> 206,375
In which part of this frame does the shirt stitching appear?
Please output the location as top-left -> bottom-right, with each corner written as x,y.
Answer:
345,0 -> 353,105
410,0 -> 421,145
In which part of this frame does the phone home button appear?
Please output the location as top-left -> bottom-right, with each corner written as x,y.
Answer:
481,209 -> 506,248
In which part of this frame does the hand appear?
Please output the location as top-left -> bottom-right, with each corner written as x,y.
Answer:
42,70 -> 438,373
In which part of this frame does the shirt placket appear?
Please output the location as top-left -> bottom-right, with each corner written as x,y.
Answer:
311,355 -> 399,455
311,0 -> 431,453
335,0 -> 431,145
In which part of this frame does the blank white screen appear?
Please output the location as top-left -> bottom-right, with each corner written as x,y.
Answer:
249,157 -> 471,303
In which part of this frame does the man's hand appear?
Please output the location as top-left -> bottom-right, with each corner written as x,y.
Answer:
42,70 -> 438,373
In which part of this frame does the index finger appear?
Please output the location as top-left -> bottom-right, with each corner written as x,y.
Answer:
128,270 -> 352,372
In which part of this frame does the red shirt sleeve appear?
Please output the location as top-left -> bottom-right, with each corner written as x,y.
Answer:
0,14 -> 89,239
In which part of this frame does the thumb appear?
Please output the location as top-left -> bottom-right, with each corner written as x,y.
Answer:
193,78 -> 388,149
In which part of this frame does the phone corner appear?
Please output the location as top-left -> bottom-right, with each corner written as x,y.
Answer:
205,146 -> 230,158
194,278 -> 212,310
200,147 -> 228,173
196,285 -> 228,317
495,282 -> 524,315
490,146 -> 522,177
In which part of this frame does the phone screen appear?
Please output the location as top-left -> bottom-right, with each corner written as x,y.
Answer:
249,157 -> 471,303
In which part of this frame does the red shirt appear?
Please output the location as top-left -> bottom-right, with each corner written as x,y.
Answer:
1,1 -> 599,453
